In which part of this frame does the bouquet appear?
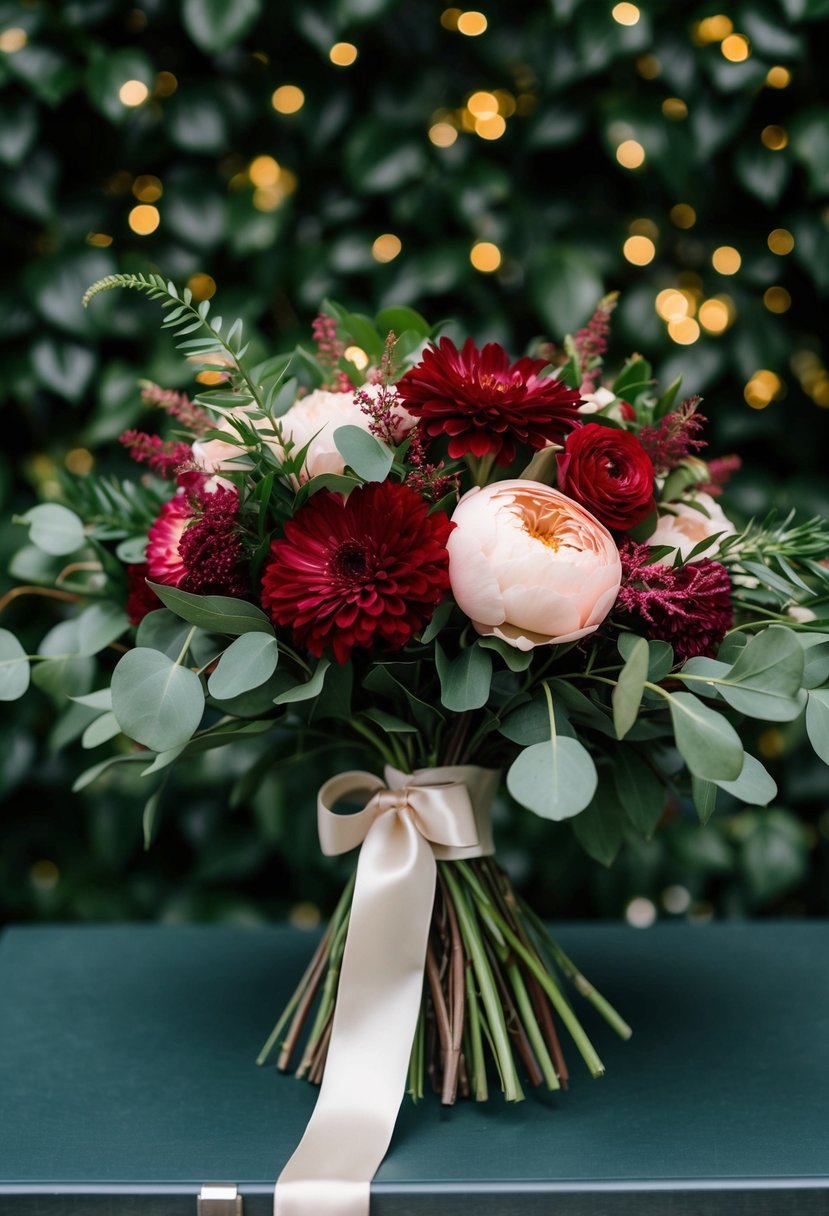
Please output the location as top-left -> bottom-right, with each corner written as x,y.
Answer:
3,277 -> 829,1209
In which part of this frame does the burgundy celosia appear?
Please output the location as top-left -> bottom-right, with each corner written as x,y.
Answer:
396,338 -> 582,465
261,481 -> 452,664
638,396 -> 707,476
120,430 -> 192,479
145,484 -> 249,597
556,423 -> 655,531
574,292 -> 618,394
615,541 -> 733,661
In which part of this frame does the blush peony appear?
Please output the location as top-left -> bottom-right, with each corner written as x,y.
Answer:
447,480 -> 622,650
275,387 -> 415,482
649,492 -> 736,561
556,423 -> 655,531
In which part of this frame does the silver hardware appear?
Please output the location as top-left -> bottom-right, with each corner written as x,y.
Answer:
197,1183 -> 243,1214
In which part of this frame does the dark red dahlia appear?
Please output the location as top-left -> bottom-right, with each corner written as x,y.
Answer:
125,562 -> 161,625
261,481 -> 452,664
396,338 -> 582,465
615,541 -> 733,661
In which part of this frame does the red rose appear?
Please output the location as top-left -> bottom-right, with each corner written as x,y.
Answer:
557,423 -> 655,531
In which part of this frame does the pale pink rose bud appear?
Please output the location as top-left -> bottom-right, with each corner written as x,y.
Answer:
447,480 -> 622,650
276,386 -> 415,481
650,492 -> 736,561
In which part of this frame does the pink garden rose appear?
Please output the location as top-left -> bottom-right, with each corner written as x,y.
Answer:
649,492 -> 736,561
447,480 -> 622,650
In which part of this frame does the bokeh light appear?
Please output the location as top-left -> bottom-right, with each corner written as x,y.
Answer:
768,228 -> 795,255
764,286 -> 791,313
712,245 -> 741,274
272,85 -> 305,114
119,79 -> 149,107
616,139 -> 645,169
329,42 -> 358,66
744,369 -> 783,409
721,33 -> 750,62
670,203 -> 697,228
623,235 -> 655,265
611,3 -> 640,25
470,241 -> 501,272
371,233 -> 402,263
457,11 -> 488,35
128,204 -> 160,234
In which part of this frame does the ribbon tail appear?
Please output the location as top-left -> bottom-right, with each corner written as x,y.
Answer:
275,811 -> 436,1216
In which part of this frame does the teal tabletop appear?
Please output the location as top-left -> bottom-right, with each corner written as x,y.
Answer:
0,922 -> 827,1214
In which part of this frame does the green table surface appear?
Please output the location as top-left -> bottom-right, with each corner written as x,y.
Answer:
0,922 -> 827,1215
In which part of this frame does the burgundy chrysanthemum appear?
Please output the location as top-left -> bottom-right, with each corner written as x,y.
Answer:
396,338 -> 582,465
615,541 -> 733,661
145,483 -> 249,597
261,481 -> 453,664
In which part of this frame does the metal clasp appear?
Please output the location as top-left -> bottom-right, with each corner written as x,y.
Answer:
197,1183 -> 243,1214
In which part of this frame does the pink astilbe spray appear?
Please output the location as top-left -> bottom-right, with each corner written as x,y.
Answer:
355,330 -> 406,446
404,426 -> 459,503
574,292 -> 619,394
120,430 -> 193,479
139,381 -> 212,436
312,312 -> 352,392
695,454 -> 742,497
638,396 -> 707,477
616,540 -> 732,661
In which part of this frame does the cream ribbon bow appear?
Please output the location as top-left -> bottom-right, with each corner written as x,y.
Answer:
274,765 -> 497,1216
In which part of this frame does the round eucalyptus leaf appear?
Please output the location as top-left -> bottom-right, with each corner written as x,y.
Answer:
0,630 -> 30,702
507,737 -> 598,821
20,503 -> 85,556
207,633 -> 279,700
111,648 -> 204,752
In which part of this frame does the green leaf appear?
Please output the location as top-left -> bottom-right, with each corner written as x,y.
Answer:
362,707 -> 418,734
332,425 -> 393,482
477,635 -> 534,671
273,658 -> 330,705
612,635 -> 649,739
435,643 -> 492,711
529,246 -> 603,337
18,503 -> 84,556
717,626 -> 805,721
612,356 -> 652,399
613,748 -> 666,836
136,610 -> 194,659
506,736 -> 598,822
75,603 -> 130,656
790,106 -> 829,195
667,691 -> 744,781
207,633 -> 279,700
796,633 -> 829,689
739,812 -> 808,904
0,630 -> 30,701
81,712 -> 122,750
85,48 -> 154,123
419,599 -> 453,645
499,696 -> 574,745
143,786 -> 165,850
148,583 -> 275,636
182,0 -> 262,52
72,753 -> 150,793
375,306 -> 430,339
691,776 -> 719,825
111,648 -> 205,752
734,143 -> 791,206
572,776 -> 624,866
805,688 -> 829,765
713,753 -> 777,807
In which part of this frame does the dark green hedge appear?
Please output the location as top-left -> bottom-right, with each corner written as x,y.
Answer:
1,0 -> 828,927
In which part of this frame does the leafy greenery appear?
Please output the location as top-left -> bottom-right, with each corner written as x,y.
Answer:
2,0 -> 829,928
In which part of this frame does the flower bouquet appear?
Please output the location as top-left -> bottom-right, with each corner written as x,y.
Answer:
3,277 -> 829,1210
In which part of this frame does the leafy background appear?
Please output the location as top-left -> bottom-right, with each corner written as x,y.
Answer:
1,0 -> 828,929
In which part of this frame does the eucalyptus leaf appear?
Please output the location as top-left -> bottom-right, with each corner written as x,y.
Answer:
613,748 -> 666,836
691,776 -> 719,825
667,691 -> 744,781
0,630 -> 30,701
572,780 -> 624,867
435,643 -> 492,712
111,648 -> 205,752
148,583 -> 275,636
805,688 -> 829,765
332,425 -> 393,482
182,0 -> 262,52
81,711 -> 122,750
713,753 -> 777,807
18,504 -> 84,556
613,636 -> 649,739
273,659 -> 330,705
716,626 -> 805,721
207,633 -> 279,700
506,736 -> 597,821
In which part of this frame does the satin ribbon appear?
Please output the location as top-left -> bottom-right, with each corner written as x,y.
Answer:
274,764 -> 497,1216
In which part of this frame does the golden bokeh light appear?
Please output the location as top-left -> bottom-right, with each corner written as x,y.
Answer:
764,286 -> 791,313
636,54 -> 661,78
761,125 -> 788,150
744,369 -> 783,409
670,202 -> 697,228
249,155 -> 281,188
661,97 -> 688,120
712,245 -> 741,274
344,346 -> 369,370
623,235 -> 656,265
694,15 -> 733,42
468,91 -> 499,117
768,228 -> 795,255
64,448 -> 94,476
721,33 -> 750,62
86,232 -> 113,247
667,317 -> 700,345
457,10 -> 488,35
698,297 -> 732,334
133,174 -> 162,202
616,139 -> 646,169
812,376 -> 829,407
475,114 -> 506,139
272,85 -> 305,114
470,241 -> 501,272
428,122 -> 458,147
766,65 -> 791,89
0,27 -> 27,52
372,233 -> 402,263
440,7 -> 462,29
629,217 -> 658,239
494,89 -> 516,116
187,273 -> 217,301
655,289 -> 689,321
195,370 -> 226,386
329,42 -> 358,66
128,204 -> 160,235
119,79 -> 150,107
155,71 -> 178,96
30,859 -> 59,890
612,3 -> 640,25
